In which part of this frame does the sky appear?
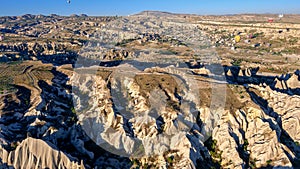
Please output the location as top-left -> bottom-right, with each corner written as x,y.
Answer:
0,0 -> 299,16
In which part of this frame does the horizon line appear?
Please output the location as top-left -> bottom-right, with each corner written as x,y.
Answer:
0,10 -> 299,17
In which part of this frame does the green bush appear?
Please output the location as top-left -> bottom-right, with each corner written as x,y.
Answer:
243,139 -> 249,151
231,59 -> 242,66
167,156 -> 174,164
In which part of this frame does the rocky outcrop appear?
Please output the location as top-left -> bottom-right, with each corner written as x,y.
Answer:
212,105 -> 294,169
103,49 -> 134,61
212,110 -> 246,169
0,137 -> 83,169
245,107 -> 293,168
0,42 -> 72,56
274,71 -> 300,91
72,66 -> 210,168
250,84 -> 300,143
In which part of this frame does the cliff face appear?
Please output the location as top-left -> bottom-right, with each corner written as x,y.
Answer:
0,137 -> 83,168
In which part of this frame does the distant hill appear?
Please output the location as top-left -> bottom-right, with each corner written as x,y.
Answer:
135,10 -> 190,17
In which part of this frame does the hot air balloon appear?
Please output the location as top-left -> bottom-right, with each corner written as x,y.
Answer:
268,18 -> 274,23
278,14 -> 284,18
234,35 -> 241,43
0,35 -> 3,41
67,0 -> 70,3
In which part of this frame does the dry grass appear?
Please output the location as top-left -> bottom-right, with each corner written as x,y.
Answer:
134,73 -> 179,98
